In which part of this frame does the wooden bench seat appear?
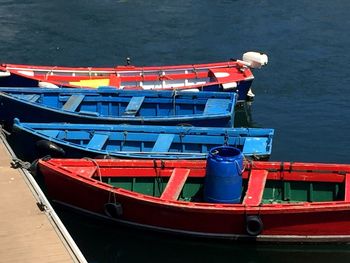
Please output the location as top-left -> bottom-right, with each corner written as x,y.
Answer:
62,94 -> 85,112
160,168 -> 190,201
122,96 -> 145,116
243,170 -> 268,206
23,94 -> 41,102
38,130 -> 60,138
86,133 -> 109,150
203,98 -> 230,115
151,134 -> 175,152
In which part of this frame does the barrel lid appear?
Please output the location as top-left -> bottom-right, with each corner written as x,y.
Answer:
209,146 -> 242,161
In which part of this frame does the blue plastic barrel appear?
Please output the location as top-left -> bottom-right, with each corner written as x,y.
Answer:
203,146 -> 244,203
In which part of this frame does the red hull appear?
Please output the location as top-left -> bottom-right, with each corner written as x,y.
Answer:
38,159 -> 350,242
0,61 -> 253,89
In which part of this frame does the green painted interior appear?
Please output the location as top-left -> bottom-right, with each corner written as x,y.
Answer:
261,181 -> 344,203
100,176 -> 345,203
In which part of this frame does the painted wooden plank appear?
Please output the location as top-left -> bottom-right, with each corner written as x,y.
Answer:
109,74 -> 121,87
243,170 -> 268,206
160,168 -> 190,200
243,137 -> 268,155
86,133 -> 109,150
203,98 -> 230,115
12,93 -> 41,102
38,130 -> 60,138
345,174 -> 350,202
62,94 -> 85,112
23,94 -> 41,102
122,96 -> 145,116
78,110 -> 100,116
151,134 -> 175,152
0,137 -> 77,263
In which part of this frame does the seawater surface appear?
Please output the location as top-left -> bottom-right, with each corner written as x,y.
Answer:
1,0 -> 350,262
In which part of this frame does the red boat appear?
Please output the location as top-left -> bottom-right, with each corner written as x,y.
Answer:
0,52 -> 268,101
38,157 -> 350,243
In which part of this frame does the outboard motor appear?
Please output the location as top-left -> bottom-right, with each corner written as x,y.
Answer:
241,52 -> 268,69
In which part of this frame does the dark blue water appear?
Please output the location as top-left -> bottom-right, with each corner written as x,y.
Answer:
2,0 -> 350,262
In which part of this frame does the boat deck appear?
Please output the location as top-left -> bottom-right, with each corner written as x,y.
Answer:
0,133 -> 86,262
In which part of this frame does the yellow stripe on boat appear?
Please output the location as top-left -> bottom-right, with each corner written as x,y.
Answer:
69,79 -> 110,88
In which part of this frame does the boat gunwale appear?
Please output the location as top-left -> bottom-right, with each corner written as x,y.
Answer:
0,60 -> 252,75
0,89 -> 236,123
0,62 -> 255,92
38,158 -> 350,213
13,118 -> 273,159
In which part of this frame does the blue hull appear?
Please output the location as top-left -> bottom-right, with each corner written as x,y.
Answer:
0,88 -> 236,128
0,74 -> 253,101
199,80 -> 253,101
10,119 -> 274,162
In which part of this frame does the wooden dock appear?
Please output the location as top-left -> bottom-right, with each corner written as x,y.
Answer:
0,133 -> 86,262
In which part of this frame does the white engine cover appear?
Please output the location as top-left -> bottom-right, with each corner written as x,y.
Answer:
222,82 -> 237,90
0,71 -> 11,77
38,81 -> 60,89
242,52 -> 268,68
180,88 -> 200,92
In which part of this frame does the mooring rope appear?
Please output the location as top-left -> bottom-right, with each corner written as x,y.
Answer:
0,126 -> 11,139
108,188 -> 117,204
83,157 -> 102,182
172,89 -> 178,115
153,159 -> 164,195
11,158 -> 31,170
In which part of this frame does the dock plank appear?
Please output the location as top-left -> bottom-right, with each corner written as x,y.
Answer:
0,138 -> 80,262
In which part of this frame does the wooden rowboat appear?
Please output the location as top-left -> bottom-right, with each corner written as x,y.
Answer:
38,157 -> 350,242
0,88 -> 236,128
0,52 -> 268,101
10,119 -> 274,162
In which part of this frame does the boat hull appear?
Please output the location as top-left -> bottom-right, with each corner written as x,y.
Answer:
10,120 -> 273,162
37,159 -> 350,243
0,88 -> 236,129
0,73 -> 253,101
0,61 -> 255,101
55,201 -> 350,243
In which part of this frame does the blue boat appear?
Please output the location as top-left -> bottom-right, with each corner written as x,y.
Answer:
10,119 -> 274,162
0,87 -> 237,128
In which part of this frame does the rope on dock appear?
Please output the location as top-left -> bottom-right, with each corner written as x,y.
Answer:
0,126 -> 11,138
11,158 -> 31,170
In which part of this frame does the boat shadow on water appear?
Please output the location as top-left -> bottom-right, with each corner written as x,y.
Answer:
55,205 -> 350,263
235,101 -> 256,128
